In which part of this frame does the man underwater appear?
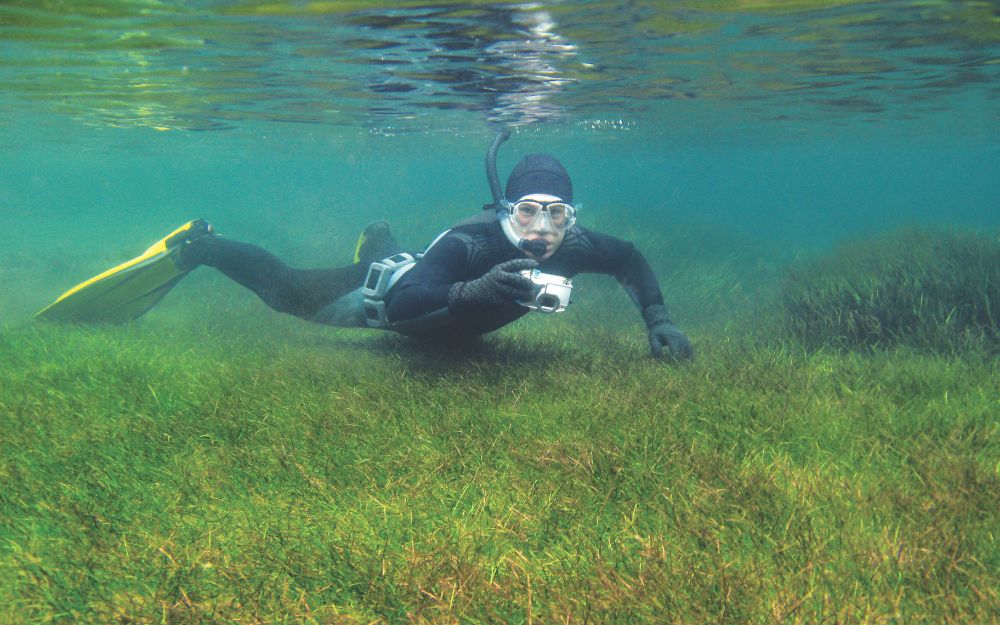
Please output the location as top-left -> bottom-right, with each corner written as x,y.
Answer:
177,134 -> 692,360
41,134 -> 693,360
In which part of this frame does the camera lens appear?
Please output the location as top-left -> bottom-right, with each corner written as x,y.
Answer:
536,293 -> 560,313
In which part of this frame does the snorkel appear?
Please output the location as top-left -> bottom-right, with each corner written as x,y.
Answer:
485,128 -> 550,258
485,127 -> 510,212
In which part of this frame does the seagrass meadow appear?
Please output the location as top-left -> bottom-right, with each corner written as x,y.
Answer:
1,225 -> 997,624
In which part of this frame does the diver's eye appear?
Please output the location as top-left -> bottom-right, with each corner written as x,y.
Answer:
515,201 -> 541,219
547,203 -> 569,223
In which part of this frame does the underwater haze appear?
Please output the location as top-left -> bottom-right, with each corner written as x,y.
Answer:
2,2 -> 999,623
2,1 -> 998,325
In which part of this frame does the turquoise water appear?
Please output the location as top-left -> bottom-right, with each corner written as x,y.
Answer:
2,0 -> 998,325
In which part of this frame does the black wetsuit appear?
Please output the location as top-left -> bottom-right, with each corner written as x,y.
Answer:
187,237 -> 371,319
188,217 -> 665,336
386,220 -> 664,336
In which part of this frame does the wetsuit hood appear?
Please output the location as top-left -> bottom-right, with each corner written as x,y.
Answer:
505,154 -> 573,203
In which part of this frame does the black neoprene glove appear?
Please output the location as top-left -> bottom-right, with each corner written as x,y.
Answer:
448,258 -> 539,308
642,304 -> 694,361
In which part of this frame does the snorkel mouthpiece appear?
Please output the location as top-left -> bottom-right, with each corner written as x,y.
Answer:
519,238 -> 549,257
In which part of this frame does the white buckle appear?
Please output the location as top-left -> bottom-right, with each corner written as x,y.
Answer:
362,253 -> 417,328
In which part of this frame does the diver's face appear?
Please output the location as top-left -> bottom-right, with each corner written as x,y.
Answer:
512,194 -> 571,261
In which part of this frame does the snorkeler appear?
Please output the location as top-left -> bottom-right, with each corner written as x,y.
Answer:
38,132 -> 693,360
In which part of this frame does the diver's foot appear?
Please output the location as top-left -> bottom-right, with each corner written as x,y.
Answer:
188,219 -> 215,239
356,220 -> 401,265
175,219 -> 217,271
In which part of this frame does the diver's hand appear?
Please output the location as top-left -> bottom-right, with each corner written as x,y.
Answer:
448,259 -> 539,308
642,304 -> 694,361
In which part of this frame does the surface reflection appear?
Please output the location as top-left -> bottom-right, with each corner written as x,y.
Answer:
0,0 -> 995,133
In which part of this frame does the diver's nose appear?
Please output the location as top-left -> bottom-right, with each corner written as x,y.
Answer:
530,210 -> 556,234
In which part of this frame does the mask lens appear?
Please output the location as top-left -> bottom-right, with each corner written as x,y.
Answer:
511,200 -> 574,230
547,203 -> 570,226
514,201 -> 541,226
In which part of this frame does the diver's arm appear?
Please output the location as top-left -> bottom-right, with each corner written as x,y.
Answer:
615,244 -> 666,310
577,228 -> 693,359
384,235 -> 468,331
578,228 -> 665,309
386,234 -> 534,335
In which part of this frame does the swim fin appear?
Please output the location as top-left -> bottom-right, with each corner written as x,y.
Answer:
35,220 -> 212,324
353,220 -> 400,265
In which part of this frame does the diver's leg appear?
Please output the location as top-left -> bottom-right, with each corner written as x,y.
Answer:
180,222 -> 401,323
182,236 -> 366,319
354,220 -> 401,265
309,221 -> 405,326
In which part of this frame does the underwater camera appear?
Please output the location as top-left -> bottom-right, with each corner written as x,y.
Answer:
518,269 -> 573,313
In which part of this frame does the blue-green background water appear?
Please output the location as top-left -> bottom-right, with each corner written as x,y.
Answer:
2,0 -> 998,329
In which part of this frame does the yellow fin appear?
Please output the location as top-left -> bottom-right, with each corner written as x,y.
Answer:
35,220 -> 202,324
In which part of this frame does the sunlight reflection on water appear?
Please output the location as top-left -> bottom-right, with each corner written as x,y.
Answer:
0,0 -> 997,135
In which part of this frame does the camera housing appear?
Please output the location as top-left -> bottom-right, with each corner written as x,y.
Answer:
518,269 -> 573,313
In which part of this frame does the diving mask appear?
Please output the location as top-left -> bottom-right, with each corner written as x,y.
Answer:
499,196 -> 578,255
505,197 -> 577,234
